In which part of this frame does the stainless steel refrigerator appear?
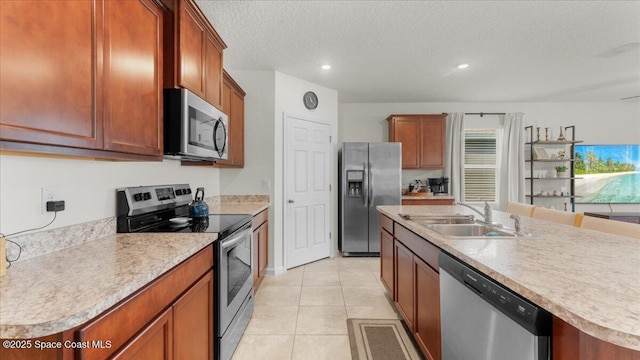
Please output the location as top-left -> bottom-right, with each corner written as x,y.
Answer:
339,142 -> 401,256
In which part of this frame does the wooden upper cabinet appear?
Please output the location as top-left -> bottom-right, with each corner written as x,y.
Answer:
204,32 -> 224,108
103,0 -> 163,156
0,0 -> 102,149
0,0 -> 165,160
215,71 -> 245,167
387,114 -> 446,169
172,0 -> 226,110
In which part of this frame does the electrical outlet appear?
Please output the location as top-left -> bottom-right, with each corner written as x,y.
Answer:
42,187 -> 58,214
262,179 -> 271,191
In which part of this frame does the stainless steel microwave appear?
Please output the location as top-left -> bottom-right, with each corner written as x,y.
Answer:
164,88 -> 228,161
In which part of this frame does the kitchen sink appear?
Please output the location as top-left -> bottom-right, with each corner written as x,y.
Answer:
398,214 -> 476,225
426,224 -> 517,238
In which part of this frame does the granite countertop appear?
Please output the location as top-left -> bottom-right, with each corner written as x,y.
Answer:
208,202 -> 269,216
0,198 -> 271,339
377,205 -> 640,351
0,232 -> 216,339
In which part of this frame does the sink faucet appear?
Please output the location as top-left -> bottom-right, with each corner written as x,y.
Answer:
455,201 -> 498,226
510,214 -> 525,236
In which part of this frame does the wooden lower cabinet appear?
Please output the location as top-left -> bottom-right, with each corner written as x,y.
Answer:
111,308 -> 173,360
252,209 -> 269,290
414,257 -> 441,360
173,272 -> 214,360
393,237 -> 442,360
380,227 -> 394,296
553,317 -> 640,360
394,240 -> 415,330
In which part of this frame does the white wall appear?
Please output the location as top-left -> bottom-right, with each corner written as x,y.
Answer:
221,71 -> 339,274
339,101 -> 640,212
0,154 -> 220,235
274,72 -> 339,273
219,70 -> 276,196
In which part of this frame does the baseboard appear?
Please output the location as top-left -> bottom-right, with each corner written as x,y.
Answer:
265,266 -> 285,276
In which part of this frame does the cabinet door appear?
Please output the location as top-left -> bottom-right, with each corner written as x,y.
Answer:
419,117 -> 445,168
215,73 -> 245,168
380,229 -> 394,297
390,119 -> 420,169
414,257 -> 441,360
173,271 -> 214,360
0,0 -> 102,149
111,308 -> 173,360
229,87 -> 245,167
204,33 -> 223,109
178,0 -> 205,97
394,240 -> 414,330
259,221 -> 269,277
252,226 -> 260,286
103,0 -> 163,156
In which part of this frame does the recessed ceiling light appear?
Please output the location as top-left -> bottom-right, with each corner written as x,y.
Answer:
457,63 -> 469,69
321,65 -> 331,70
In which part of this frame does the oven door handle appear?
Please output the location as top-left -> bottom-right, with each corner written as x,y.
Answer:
221,229 -> 250,251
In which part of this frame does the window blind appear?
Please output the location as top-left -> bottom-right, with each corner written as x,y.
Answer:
464,130 -> 497,202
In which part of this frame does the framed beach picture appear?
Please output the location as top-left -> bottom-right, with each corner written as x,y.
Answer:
575,144 -> 640,204
533,147 -> 550,160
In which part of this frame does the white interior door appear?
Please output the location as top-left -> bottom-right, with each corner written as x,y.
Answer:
285,114 -> 331,269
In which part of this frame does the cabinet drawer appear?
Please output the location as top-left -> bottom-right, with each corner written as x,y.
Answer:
395,225 -> 439,272
252,209 -> 268,229
380,214 -> 394,235
77,246 -> 213,360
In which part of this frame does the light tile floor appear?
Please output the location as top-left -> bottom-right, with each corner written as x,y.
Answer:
232,256 -> 399,360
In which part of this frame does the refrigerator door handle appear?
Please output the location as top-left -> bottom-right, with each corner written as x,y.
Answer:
363,161 -> 368,208
368,161 -> 373,207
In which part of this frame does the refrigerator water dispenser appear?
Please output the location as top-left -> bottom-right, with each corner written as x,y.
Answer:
346,170 -> 364,197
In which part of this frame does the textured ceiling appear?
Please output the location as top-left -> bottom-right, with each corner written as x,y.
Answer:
196,1 -> 640,103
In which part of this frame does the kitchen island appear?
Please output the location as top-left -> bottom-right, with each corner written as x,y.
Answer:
378,205 -> 640,359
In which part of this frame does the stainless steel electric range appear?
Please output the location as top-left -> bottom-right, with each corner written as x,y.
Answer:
117,184 -> 254,360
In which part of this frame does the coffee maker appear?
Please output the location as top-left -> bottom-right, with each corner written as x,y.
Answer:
428,177 -> 449,195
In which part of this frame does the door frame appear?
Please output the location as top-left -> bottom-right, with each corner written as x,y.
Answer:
282,113 -> 333,270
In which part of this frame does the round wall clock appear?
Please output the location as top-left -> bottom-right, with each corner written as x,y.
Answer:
303,91 -> 318,109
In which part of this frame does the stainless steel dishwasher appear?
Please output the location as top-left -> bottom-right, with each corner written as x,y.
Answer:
439,252 -> 552,360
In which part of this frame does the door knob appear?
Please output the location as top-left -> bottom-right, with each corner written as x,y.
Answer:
288,199 -> 295,203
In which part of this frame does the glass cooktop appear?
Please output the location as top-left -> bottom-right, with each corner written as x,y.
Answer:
142,214 -> 251,238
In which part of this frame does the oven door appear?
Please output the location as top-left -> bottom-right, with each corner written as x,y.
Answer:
217,224 -> 253,334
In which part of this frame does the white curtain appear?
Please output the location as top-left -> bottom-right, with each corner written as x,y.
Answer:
445,113 -> 465,202
499,112 -> 526,210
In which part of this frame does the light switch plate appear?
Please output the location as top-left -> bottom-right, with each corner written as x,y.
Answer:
262,179 -> 271,191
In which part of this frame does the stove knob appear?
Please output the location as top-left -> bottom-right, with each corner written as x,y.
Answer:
176,189 -> 183,196
143,192 -> 152,200
186,188 -> 192,194
133,193 -> 143,202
